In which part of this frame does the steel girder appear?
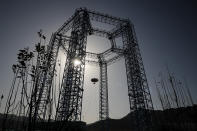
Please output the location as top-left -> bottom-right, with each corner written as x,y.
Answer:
122,22 -> 153,131
28,33 -> 61,130
98,57 -> 109,120
55,9 -> 91,121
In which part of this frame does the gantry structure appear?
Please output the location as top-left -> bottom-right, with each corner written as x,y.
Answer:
26,7 -> 153,131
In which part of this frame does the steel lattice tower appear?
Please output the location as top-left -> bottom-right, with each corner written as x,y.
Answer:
28,7 -> 153,131
55,9 -> 92,121
28,33 -> 61,130
98,57 -> 109,120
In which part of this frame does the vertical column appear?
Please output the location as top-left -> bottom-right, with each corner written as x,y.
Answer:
56,9 -> 91,121
99,59 -> 109,120
122,21 -> 153,131
28,34 -> 60,130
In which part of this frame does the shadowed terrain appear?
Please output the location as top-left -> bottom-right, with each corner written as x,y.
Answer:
1,105 -> 196,131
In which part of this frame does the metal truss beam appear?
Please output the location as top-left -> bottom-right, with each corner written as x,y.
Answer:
92,28 -> 111,38
28,33 -> 60,130
109,23 -> 129,38
87,8 -> 127,25
98,58 -> 109,120
56,13 -> 77,35
106,54 -> 124,66
85,48 -> 125,66
55,9 -> 91,122
122,22 -> 153,131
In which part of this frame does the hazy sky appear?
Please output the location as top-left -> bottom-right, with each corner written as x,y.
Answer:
0,0 -> 196,123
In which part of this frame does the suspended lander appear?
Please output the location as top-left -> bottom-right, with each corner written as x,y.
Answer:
91,78 -> 99,84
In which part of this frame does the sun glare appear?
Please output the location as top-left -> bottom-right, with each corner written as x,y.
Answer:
73,58 -> 82,66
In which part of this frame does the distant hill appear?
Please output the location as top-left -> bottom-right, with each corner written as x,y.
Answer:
1,105 -> 197,131
87,105 -> 197,131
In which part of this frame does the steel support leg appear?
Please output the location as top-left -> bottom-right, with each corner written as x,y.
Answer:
123,22 -> 153,131
99,60 -> 109,120
28,34 -> 60,130
56,9 -> 91,122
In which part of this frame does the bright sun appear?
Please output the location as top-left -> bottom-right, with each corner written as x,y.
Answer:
73,58 -> 82,66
